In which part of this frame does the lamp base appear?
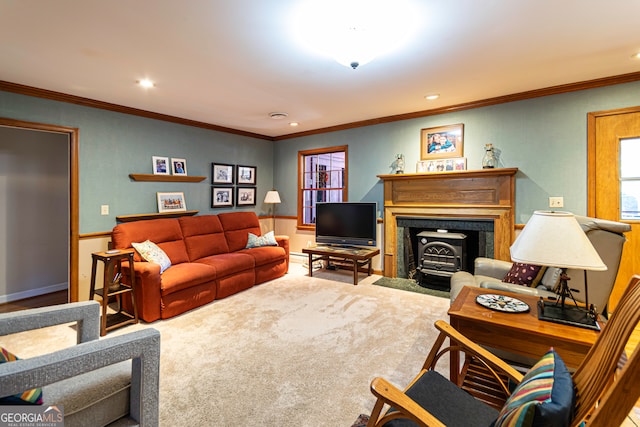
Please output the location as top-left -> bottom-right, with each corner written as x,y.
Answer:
537,300 -> 600,331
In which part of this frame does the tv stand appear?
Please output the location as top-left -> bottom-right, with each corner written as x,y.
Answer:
302,245 -> 380,285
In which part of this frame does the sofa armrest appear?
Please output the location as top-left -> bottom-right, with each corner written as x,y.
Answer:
121,261 -> 163,323
474,257 -> 512,279
0,328 -> 160,425
0,301 -> 100,344
275,235 -> 290,271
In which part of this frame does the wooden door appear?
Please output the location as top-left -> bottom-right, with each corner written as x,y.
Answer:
588,107 -> 640,310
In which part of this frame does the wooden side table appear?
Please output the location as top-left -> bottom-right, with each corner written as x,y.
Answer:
448,286 -> 600,383
89,249 -> 139,336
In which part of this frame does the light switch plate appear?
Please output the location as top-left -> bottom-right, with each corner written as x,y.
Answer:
101,205 -> 109,215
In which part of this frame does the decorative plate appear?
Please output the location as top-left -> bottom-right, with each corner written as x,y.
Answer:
476,294 -> 530,313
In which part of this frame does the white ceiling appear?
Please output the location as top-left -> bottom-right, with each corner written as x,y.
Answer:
1,0 -> 639,138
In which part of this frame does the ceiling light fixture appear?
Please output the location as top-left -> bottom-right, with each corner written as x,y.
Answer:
425,94 -> 440,100
269,112 -> 289,120
137,79 -> 155,88
289,122 -> 299,127
292,0 -> 421,70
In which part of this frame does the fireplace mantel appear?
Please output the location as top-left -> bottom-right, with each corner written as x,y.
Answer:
377,168 -> 518,278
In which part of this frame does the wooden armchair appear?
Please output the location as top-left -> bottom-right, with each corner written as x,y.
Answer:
367,275 -> 640,427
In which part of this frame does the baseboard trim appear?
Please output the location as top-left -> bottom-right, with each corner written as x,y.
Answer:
0,282 -> 68,304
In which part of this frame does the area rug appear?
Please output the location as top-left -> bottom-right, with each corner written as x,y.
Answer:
373,276 -> 450,299
2,263 -> 451,427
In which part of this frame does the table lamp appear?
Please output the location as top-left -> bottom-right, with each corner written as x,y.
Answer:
264,190 -> 281,232
510,210 -> 606,330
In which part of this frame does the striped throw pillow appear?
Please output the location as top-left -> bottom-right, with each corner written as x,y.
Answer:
495,348 -> 575,427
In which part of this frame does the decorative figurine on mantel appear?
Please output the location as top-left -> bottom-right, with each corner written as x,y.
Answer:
482,144 -> 497,169
395,153 -> 405,174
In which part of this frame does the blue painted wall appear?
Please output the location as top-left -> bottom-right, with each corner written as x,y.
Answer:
2,80 -> 639,234
0,91 -> 274,233
274,81 -> 640,224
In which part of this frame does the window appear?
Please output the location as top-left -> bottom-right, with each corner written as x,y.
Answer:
298,146 -> 347,229
620,137 -> 640,220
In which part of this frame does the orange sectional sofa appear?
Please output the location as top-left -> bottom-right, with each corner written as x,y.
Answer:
111,211 -> 289,322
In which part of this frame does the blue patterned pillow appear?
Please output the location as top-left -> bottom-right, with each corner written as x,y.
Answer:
132,240 -> 172,273
495,348 -> 575,427
246,231 -> 277,248
0,347 -> 43,405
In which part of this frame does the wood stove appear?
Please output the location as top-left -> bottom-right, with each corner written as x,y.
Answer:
416,231 -> 467,286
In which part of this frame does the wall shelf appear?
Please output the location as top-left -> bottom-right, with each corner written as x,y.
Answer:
116,210 -> 199,223
129,174 -> 206,182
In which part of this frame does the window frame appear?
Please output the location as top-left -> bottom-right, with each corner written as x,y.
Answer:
297,145 -> 348,230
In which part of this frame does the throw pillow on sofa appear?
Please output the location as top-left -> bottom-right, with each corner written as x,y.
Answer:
503,263 -> 546,287
0,347 -> 43,405
132,240 -> 172,273
246,231 -> 277,248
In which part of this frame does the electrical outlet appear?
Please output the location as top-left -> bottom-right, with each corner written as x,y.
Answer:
101,205 -> 109,215
549,197 -> 564,208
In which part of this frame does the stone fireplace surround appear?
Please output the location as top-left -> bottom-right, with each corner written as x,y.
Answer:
377,168 -> 518,278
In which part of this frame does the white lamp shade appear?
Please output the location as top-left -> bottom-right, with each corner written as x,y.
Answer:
264,190 -> 281,204
510,211 -> 606,271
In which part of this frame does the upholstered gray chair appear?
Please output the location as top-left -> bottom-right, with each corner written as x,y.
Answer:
0,301 -> 160,426
450,215 -> 630,315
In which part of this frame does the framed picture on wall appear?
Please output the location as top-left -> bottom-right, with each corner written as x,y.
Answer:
152,156 -> 170,175
420,123 -> 464,160
157,192 -> 187,213
236,187 -> 256,206
171,158 -> 187,175
236,165 -> 256,185
212,163 -> 234,184
212,187 -> 233,208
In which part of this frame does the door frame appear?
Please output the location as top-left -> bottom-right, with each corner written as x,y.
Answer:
587,105 -> 640,216
0,118 -> 79,302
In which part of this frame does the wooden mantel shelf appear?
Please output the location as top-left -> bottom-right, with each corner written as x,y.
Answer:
129,173 -> 206,182
377,167 -> 519,181
116,210 -> 199,222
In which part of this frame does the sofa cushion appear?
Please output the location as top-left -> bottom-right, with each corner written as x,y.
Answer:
246,231 -> 277,248
495,348 -> 575,427
238,246 -> 286,267
195,253 -> 255,277
112,218 -> 189,264
218,212 -> 261,252
503,263 -> 545,287
0,347 -> 43,405
179,215 -> 230,260
132,240 -> 172,273
159,262 -> 217,296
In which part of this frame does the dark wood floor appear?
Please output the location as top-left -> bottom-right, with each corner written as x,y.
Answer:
0,290 -> 68,313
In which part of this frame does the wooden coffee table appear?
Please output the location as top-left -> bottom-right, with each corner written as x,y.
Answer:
302,245 -> 380,285
447,286 -> 600,382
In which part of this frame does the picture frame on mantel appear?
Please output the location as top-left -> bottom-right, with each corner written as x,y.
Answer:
420,123 -> 464,160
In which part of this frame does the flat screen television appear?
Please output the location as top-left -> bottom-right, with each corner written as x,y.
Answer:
315,202 -> 377,247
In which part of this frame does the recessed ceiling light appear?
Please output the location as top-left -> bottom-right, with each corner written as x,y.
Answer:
137,79 -> 155,88
425,94 -> 440,100
632,52 -> 640,59
269,112 -> 289,120
289,122 -> 299,127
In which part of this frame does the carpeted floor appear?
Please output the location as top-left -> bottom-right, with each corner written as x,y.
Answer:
2,263 -> 451,426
